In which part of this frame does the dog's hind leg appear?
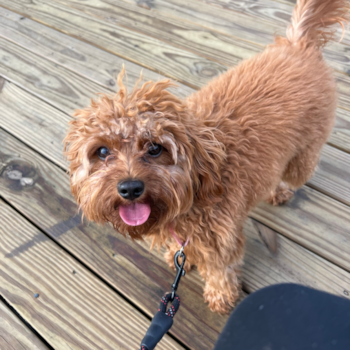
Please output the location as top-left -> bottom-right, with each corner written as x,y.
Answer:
266,181 -> 295,206
282,142 -> 323,189
267,143 -> 323,206
267,141 -> 324,206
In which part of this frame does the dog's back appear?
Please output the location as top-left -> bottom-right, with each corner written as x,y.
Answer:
187,0 -> 350,204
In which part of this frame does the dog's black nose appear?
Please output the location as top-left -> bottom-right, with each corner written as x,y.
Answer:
117,180 -> 145,200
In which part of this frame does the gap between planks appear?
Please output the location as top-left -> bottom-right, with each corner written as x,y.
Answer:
0,298 -> 51,350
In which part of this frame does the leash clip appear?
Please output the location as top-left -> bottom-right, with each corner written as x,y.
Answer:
171,249 -> 186,301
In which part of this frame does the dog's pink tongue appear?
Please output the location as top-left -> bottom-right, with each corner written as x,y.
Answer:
119,203 -> 151,226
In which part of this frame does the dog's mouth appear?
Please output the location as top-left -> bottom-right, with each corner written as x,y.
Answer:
119,202 -> 151,226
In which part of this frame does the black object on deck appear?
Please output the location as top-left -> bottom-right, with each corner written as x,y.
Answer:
214,283 -> 350,350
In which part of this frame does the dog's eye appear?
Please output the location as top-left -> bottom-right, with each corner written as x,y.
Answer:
97,147 -> 110,160
147,143 -> 162,157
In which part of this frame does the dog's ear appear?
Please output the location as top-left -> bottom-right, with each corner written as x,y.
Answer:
187,127 -> 226,207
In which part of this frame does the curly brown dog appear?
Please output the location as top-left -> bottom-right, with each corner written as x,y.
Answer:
65,0 -> 350,313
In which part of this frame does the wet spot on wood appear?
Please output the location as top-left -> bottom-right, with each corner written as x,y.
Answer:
1,159 -> 37,191
7,169 -> 22,180
20,177 -> 34,186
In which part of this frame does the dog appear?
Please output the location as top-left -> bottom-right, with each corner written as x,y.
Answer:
64,0 -> 350,313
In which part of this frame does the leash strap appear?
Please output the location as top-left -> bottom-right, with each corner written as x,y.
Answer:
139,227 -> 188,350
140,293 -> 181,350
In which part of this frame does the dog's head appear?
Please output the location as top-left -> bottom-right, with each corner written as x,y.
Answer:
64,70 -> 225,239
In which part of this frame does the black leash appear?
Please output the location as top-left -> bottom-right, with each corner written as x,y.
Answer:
140,247 -> 187,350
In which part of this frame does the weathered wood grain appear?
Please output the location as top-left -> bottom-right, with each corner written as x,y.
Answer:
0,79 -> 69,168
4,0 -> 350,88
328,107 -> 350,153
50,0 -> 261,67
2,0 -> 350,87
0,129 -> 227,348
0,7 -> 193,99
0,200 -> 183,350
58,0 -> 281,46
1,3 -> 349,153
0,36 -> 111,114
252,186 -> 350,272
308,144 -> 350,206
0,0 -> 227,89
53,0 -> 350,75
334,72 -> 350,112
194,0 -> 350,45
243,219 -> 350,297
1,125 -> 350,338
1,81 -> 349,207
0,1 -> 349,348
0,300 -> 49,350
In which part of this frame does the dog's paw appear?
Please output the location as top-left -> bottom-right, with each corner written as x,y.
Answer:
204,288 -> 237,314
267,182 -> 294,206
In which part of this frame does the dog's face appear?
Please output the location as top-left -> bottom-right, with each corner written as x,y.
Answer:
65,73 -> 224,239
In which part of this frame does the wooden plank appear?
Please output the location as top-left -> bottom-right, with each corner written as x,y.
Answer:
191,0 -> 350,46
243,219 -> 350,297
0,0 -> 227,89
308,144 -> 350,206
0,79 -> 68,168
0,200 -> 183,350
0,6 -> 349,154
52,0 -> 282,46
1,80 -> 349,207
2,0 -> 350,88
3,0 -> 350,88
335,72 -> 350,112
0,129 -> 226,349
251,186 -> 350,272
49,0 -> 262,67
0,300 -> 49,350
53,0 -> 350,75
0,7 -> 193,99
1,126 -> 349,327
0,36 -> 111,114
0,0 -> 348,346
328,107 -> 350,154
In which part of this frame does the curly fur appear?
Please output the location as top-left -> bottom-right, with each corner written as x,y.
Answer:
65,0 -> 350,313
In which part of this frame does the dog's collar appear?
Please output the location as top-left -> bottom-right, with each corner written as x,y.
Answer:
170,226 -> 190,248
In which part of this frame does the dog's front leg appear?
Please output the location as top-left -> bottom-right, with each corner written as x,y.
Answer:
200,260 -> 242,314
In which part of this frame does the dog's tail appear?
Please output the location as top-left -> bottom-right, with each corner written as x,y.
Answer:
285,0 -> 350,49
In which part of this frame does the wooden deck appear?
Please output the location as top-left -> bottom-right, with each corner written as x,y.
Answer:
0,0 -> 350,348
